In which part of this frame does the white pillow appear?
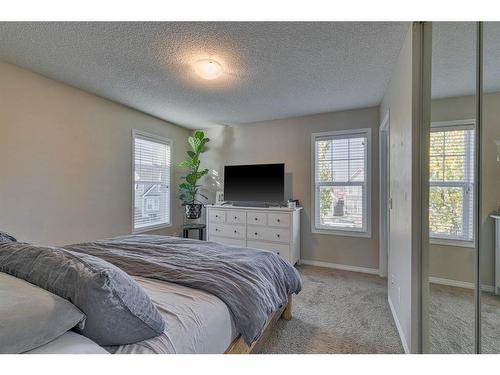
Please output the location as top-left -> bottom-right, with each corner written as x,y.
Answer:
0,272 -> 86,354
25,332 -> 108,354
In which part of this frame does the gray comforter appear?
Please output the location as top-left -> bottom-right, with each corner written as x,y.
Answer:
63,235 -> 302,345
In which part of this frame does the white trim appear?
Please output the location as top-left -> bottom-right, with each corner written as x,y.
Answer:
299,259 -> 379,275
379,111 -> 390,277
311,228 -> 371,238
131,129 -> 173,234
388,295 -> 410,354
380,111 -> 390,132
429,276 -> 495,292
431,119 -> 476,129
310,128 -> 372,238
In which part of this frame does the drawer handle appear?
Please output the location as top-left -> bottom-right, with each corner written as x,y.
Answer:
254,232 -> 258,236
234,216 -> 238,219
254,217 -> 258,221
215,215 -> 219,218
234,230 -> 238,234
215,228 -> 219,232
277,252 -> 280,255
277,219 -> 281,223
277,234 -> 280,238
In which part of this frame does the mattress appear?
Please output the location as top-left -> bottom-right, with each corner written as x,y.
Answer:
25,331 -> 108,354
107,276 -> 237,354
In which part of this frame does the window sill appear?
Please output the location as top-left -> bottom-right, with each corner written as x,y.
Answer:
430,237 -> 474,249
132,223 -> 172,234
312,227 -> 372,238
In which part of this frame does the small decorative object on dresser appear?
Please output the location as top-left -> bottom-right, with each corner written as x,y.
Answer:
206,204 -> 302,265
215,191 -> 225,205
178,130 -> 210,219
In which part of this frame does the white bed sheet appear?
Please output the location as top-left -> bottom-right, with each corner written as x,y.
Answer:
108,277 -> 237,354
25,331 -> 109,354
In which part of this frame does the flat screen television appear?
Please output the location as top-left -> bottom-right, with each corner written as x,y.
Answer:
224,163 -> 285,204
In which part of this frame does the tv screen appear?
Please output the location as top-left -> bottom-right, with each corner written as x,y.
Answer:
224,163 -> 285,203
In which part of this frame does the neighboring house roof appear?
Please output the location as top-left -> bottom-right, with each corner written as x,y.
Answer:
350,168 -> 363,181
141,184 -> 162,198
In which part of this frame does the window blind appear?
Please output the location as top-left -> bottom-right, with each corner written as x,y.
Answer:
429,125 -> 475,241
133,132 -> 171,231
313,131 -> 369,233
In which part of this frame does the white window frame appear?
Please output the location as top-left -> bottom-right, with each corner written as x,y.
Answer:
429,119 -> 475,248
132,129 -> 173,233
311,128 -> 372,238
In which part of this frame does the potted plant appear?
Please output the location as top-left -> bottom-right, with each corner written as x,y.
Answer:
178,130 -> 210,219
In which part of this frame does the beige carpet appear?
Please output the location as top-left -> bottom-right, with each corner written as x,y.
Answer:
257,265 -> 404,354
254,265 -> 500,354
429,283 -> 500,353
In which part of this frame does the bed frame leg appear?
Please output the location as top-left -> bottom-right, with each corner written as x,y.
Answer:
281,295 -> 292,320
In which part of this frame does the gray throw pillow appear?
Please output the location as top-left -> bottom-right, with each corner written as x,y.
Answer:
0,272 -> 85,354
0,243 -> 165,346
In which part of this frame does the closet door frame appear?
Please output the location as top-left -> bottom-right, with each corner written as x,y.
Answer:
474,21 -> 483,355
419,21 -> 483,354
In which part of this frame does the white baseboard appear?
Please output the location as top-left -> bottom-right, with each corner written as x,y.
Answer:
429,276 -> 495,293
299,259 -> 379,275
388,295 -> 409,354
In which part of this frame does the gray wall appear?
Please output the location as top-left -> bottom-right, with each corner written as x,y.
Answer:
0,61 -> 190,246
379,24 -> 421,353
201,106 -> 380,271
430,93 -> 500,287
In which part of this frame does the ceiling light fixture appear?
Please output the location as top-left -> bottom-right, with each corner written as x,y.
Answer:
193,59 -> 223,80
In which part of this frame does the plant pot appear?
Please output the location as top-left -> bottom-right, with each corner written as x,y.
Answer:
185,204 -> 202,219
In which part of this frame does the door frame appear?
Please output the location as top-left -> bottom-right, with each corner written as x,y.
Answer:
379,111 -> 390,278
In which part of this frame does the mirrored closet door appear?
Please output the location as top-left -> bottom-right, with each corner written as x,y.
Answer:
480,21 -> 500,353
426,21 -> 477,354
422,21 -> 500,354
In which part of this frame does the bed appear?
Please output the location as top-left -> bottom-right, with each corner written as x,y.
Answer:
0,234 -> 301,354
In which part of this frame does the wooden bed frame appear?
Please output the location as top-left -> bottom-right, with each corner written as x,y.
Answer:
224,295 -> 292,354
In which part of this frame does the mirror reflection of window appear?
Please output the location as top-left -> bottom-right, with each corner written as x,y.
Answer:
429,123 -> 475,244
481,22 -> 500,354
427,21 -> 476,354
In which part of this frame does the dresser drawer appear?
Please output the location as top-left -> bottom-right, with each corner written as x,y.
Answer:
268,213 -> 290,227
210,236 -> 246,247
247,212 -> 267,226
226,210 -> 247,225
208,209 -> 226,223
247,240 -> 290,262
209,223 -> 245,239
247,226 -> 289,243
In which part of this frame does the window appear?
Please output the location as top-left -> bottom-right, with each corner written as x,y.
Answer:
132,130 -> 172,232
312,129 -> 371,236
145,198 -> 160,212
429,121 -> 475,243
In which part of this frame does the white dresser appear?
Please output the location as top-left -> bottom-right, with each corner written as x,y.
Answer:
491,214 -> 500,295
206,204 -> 302,265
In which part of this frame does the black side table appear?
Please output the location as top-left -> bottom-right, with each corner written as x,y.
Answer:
182,224 -> 206,240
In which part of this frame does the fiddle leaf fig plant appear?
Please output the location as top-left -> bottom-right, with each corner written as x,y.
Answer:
178,130 -> 210,205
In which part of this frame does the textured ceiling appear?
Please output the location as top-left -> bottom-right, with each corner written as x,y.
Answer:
432,22 -> 500,99
0,22 -> 410,129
